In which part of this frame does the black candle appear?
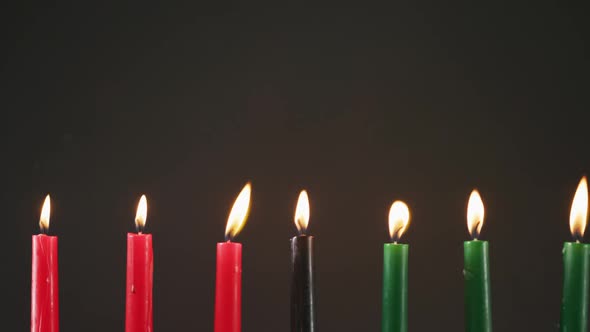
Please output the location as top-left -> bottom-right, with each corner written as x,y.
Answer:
290,190 -> 315,332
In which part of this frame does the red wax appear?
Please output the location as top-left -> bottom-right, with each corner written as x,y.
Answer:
125,233 -> 153,332
214,242 -> 242,332
31,234 -> 59,332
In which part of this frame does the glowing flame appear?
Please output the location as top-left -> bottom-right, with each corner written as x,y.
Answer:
39,195 -> 51,232
569,176 -> 588,241
388,201 -> 410,242
225,183 -> 252,240
467,190 -> 485,239
135,195 -> 147,231
294,190 -> 310,234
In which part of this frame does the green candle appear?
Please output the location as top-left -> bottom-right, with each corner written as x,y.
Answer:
560,176 -> 589,332
561,243 -> 590,331
464,190 -> 492,332
382,201 -> 410,332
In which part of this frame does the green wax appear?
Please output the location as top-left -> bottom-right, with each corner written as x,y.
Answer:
560,242 -> 590,332
464,240 -> 492,332
382,243 -> 408,332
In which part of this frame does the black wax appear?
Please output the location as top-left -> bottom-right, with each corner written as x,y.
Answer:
290,235 -> 316,332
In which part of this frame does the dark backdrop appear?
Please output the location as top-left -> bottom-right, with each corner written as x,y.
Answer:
2,2 -> 589,331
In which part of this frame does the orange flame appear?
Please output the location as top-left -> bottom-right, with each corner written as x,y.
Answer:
294,190 -> 310,234
388,201 -> 410,242
135,195 -> 148,231
467,190 -> 485,239
569,176 -> 588,241
39,195 -> 51,232
225,183 -> 252,240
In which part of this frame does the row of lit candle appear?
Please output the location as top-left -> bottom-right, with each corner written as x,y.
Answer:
30,177 -> 589,332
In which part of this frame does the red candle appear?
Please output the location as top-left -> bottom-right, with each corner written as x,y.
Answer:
125,195 -> 153,332
31,195 -> 59,332
214,183 -> 252,332
215,242 -> 242,332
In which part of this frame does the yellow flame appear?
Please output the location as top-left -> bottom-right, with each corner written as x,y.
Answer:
467,190 -> 485,239
569,176 -> 588,240
39,195 -> 51,232
388,201 -> 410,242
225,183 -> 252,240
135,195 -> 148,230
294,190 -> 310,233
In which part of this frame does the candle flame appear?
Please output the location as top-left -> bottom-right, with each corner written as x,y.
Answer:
225,183 -> 252,241
467,189 -> 485,240
569,176 -> 588,241
388,201 -> 410,242
135,195 -> 148,232
294,190 -> 310,234
39,195 -> 51,232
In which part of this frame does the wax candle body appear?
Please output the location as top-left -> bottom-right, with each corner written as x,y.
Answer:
31,234 -> 59,332
125,233 -> 153,332
290,235 -> 315,332
215,242 -> 242,332
463,240 -> 492,332
381,243 -> 408,332
560,242 -> 590,332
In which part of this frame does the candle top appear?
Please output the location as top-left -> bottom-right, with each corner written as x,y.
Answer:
225,182 -> 252,241
388,200 -> 410,243
294,190 -> 310,235
569,176 -> 588,242
39,194 -> 51,234
467,189 -> 485,240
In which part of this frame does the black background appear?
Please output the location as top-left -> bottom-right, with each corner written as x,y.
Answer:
2,2 -> 589,331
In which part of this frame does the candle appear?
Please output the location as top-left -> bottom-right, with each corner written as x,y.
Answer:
125,195 -> 153,332
214,183 -> 252,332
31,194 -> 59,332
290,190 -> 315,332
463,190 -> 492,332
560,176 -> 590,332
382,200 -> 410,332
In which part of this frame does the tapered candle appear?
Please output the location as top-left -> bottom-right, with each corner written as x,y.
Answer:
463,190 -> 492,332
31,195 -> 59,332
215,183 -> 252,332
125,195 -> 153,332
382,201 -> 410,332
560,177 -> 590,332
291,190 -> 316,332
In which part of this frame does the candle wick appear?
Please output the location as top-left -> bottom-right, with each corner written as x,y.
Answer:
573,231 -> 582,243
136,224 -> 145,234
471,221 -> 481,240
391,225 -> 403,243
